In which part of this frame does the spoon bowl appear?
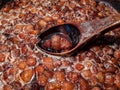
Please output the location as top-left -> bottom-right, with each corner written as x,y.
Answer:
38,24 -> 80,53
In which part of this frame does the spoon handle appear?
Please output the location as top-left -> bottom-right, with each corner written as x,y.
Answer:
79,14 -> 120,41
68,14 -> 120,56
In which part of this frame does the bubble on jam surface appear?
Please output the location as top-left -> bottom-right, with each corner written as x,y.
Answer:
20,69 -> 34,83
10,81 -> 22,90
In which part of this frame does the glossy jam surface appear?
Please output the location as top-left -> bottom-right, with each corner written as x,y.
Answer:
0,0 -> 120,90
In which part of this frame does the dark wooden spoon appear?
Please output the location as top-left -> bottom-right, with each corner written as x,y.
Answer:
37,14 -> 120,56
